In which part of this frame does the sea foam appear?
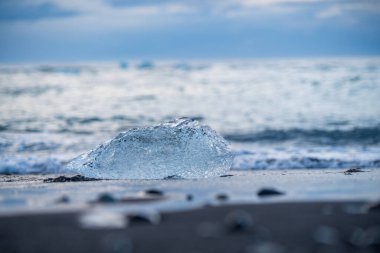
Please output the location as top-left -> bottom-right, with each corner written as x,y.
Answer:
66,118 -> 233,179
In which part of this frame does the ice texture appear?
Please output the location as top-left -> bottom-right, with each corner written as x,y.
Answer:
66,118 -> 233,179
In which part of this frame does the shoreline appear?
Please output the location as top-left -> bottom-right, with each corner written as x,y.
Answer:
1,169 -> 380,215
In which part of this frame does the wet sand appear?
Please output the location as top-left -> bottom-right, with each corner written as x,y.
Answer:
0,169 -> 379,252
1,169 -> 380,215
1,201 -> 379,253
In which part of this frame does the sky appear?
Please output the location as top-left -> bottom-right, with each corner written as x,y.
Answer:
0,0 -> 380,62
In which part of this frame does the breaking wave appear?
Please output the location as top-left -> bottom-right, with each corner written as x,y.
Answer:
0,157 -> 63,174
232,156 -> 380,170
224,127 -> 380,145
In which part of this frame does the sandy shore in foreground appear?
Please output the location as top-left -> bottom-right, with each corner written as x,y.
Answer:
1,201 -> 379,253
0,169 -> 379,252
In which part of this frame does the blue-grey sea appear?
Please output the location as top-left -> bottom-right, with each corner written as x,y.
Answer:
0,58 -> 379,174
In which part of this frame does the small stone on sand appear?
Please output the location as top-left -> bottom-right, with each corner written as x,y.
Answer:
257,188 -> 285,197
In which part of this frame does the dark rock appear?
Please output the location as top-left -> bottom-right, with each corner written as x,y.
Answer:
145,189 -> 164,196
128,212 -> 161,226
220,174 -> 234,178
257,188 -> 285,197
44,175 -> 100,183
215,193 -> 229,201
186,194 -> 193,201
203,202 -> 213,208
56,195 -> 70,204
128,214 -> 152,225
92,194 -> 164,205
367,202 -> 380,213
120,196 -> 164,203
224,210 -> 254,233
96,193 -> 116,203
163,175 -> 184,180
344,168 -> 365,175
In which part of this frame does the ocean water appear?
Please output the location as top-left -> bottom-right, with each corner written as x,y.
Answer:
0,58 -> 379,174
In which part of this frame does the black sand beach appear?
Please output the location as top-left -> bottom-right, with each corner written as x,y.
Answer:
1,201 -> 379,253
1,170 -> 379,253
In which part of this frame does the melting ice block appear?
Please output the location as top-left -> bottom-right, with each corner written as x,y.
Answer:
66,118 -> 233,179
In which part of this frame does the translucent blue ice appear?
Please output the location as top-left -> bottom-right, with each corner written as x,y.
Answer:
66,118 -> 233,179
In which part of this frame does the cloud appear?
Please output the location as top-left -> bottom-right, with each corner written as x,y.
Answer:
0,0 -> 195,24
0,0 -> 379,61
316,1 -> 380,19
231,0 -> 321,7
0,0 -> 200,36
0,0 -> 79,21
1,0 -> 379,25
316,5 -> 342,19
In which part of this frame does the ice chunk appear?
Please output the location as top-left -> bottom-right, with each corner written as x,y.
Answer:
66,118 -> 233,179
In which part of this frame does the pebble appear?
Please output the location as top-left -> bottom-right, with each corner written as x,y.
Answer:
215,193 -> 229,201
220,174 -> 234,178
367,202 -> 380,213
344,168 -> 365,175
128,211 -> 161,226
44,175 -> 100,183
163,175 -> 184,180
145,189 -> 164,196
56,195 -> 70,204
224,210 -> 254,233
257,188 -> 285,197
96,193 -> 116,203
